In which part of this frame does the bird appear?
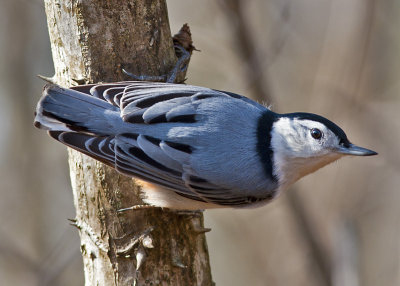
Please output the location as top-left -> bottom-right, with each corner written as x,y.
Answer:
34,81 -> 377,210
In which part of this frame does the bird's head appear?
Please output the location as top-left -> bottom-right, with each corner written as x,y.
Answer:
270,112 -> 377,188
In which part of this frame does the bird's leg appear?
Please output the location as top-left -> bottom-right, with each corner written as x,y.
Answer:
165,45 -> 190,83
122,44 -> 190,84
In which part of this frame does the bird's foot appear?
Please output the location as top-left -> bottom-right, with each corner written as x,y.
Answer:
122,44 -> 190,84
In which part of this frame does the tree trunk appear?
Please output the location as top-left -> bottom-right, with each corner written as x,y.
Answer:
43,1 -> 213,285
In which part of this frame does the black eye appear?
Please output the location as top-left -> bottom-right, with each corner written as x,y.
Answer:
310,128 -> 322,139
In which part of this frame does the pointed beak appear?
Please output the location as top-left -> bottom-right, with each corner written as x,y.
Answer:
336,144 -> 378,156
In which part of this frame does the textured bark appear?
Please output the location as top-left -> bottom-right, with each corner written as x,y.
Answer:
43,1 -> 213,285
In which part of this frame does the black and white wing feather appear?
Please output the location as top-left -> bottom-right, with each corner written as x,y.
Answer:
36,81 -> 276,207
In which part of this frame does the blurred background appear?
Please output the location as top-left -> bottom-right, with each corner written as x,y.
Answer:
0,0 -> 397,285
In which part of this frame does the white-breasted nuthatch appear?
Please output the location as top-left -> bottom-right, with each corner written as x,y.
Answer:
34,81 -> 377,210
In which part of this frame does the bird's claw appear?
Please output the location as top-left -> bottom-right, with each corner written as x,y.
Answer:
123,44 -> 190,84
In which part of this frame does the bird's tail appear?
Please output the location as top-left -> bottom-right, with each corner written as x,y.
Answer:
34,84 -> 122,136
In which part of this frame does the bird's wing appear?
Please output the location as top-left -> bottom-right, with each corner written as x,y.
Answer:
71,81 -> 266,116
68,81 -> 268,206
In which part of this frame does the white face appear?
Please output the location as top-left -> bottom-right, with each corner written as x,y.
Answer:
272,118 -> 343,158
270,118 -> 344,188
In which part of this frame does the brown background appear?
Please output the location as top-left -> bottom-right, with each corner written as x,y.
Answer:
0,0 -> 397,285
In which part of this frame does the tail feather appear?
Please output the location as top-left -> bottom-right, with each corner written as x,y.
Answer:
34,84 -> 122,136
48,131 -> 116,167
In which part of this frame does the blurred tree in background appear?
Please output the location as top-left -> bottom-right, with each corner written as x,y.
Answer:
0,0 -> 398,285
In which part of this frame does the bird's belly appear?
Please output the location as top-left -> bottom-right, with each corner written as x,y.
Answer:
137,179 -> 227,210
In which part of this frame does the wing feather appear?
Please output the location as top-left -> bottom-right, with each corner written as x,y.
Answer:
54,81 -> 273,207
142,97 -> 192,123
137,135 -> 183,172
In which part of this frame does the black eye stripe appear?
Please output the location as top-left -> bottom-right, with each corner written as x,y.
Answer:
311,128 -> 323,139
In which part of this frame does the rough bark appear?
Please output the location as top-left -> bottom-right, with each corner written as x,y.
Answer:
43,1 -> 213,285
